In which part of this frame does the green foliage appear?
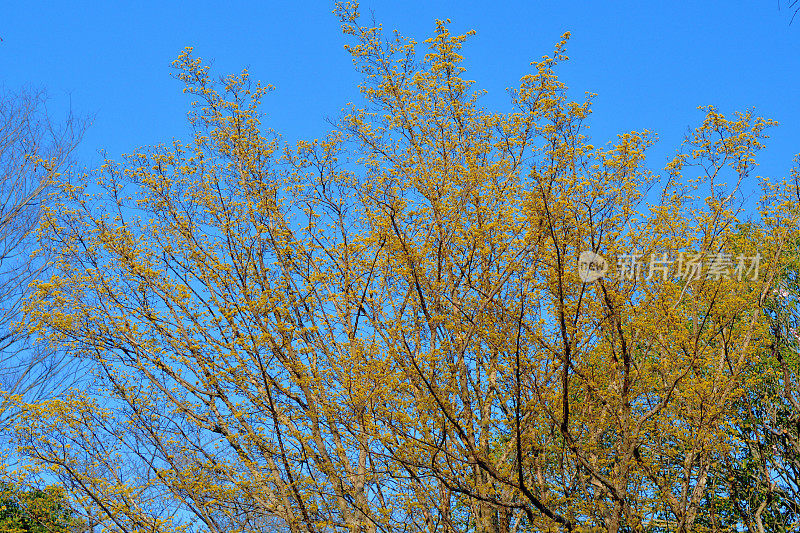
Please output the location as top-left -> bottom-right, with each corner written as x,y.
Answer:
0,483 -> 82,533
713,220 -> 800,531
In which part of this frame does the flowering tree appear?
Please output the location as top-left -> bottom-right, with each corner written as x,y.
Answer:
13,4 -> 800,532
0,86 -> 84,433
712,204 -> 800,532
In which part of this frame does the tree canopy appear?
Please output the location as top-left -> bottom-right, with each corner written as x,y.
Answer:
7,3 -> 800,533
0,85 -> 84,433
0,482 -> 83,533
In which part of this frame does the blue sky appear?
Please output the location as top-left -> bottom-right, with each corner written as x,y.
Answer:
2,1 -> 799,183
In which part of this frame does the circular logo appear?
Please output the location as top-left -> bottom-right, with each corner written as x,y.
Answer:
578,251 -> 608,283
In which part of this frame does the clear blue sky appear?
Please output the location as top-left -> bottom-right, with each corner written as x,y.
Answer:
2,1 -> 799,182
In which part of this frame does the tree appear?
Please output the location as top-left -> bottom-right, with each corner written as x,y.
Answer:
709,181 -> 800,532
13,4 -> 800,533
0,85 -> 85,432
784,0 -> 800,24
0,482 -> 84,533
